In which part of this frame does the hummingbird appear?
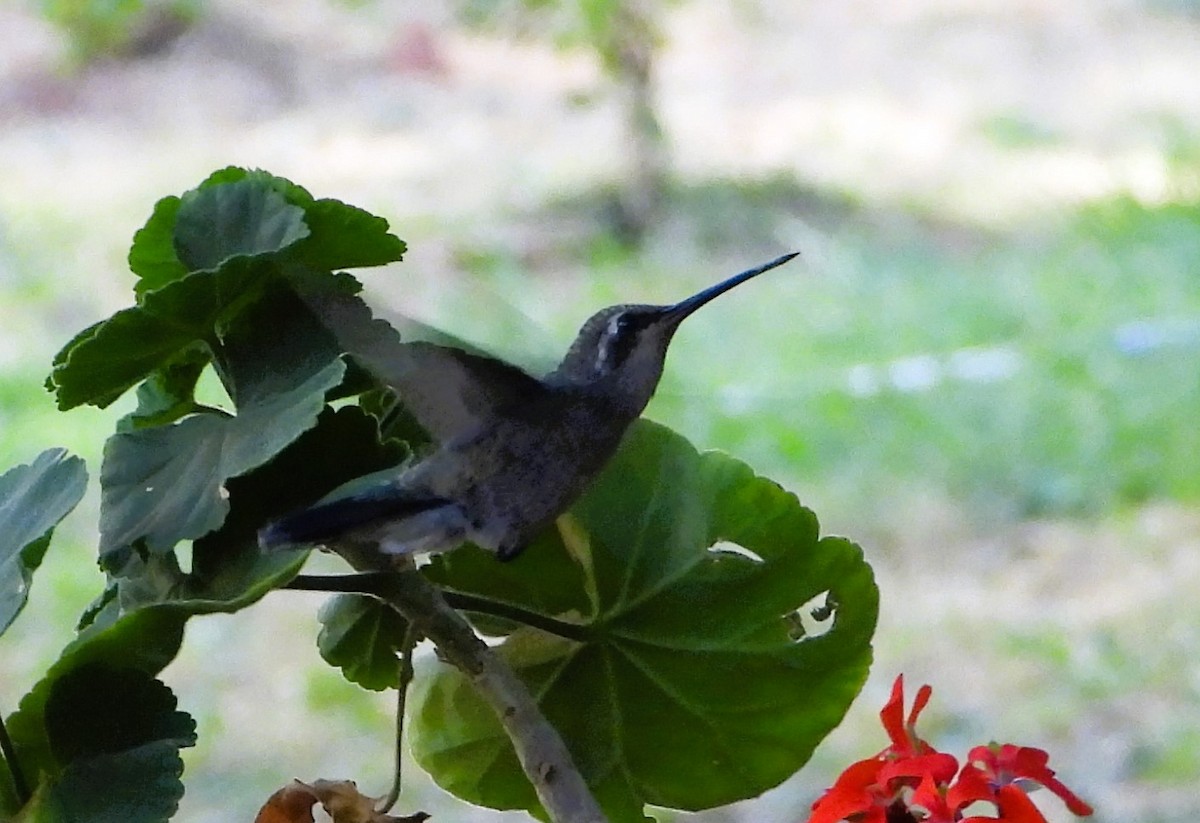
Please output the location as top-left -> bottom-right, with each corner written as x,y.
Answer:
258,252 -> 798,561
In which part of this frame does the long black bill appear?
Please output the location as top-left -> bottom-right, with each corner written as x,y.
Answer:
662,251 -> 800,325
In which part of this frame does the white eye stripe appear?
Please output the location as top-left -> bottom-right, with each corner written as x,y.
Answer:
606,313 -> 625,337
593,313 -> 624,373
585,311 -> 614,374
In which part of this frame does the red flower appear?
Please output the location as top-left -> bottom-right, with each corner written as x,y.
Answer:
809,676 -> 955,823
965,744 -> 1094,817
807,676 -> 1094,823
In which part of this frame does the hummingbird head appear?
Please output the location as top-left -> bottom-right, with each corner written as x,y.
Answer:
548,252 -> 799,414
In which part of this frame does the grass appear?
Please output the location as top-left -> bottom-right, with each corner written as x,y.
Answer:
432,181 -> 1200,531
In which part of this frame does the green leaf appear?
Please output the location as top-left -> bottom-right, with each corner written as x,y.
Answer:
3,609 -> 188,798
116,350 -> 209,432
317,595 -> 408,691
47,258 -> 269,410
286,198 -> 407,271
45,665 -> 195,764
128,196 -> 187,297
17,665 -> 195,823
173,178 -> 309,272
412,420 -> 879,821
50,169 -> 404,410
196,166 -> 315,205
98,286 -> 345,565
110,547 -> 308,616
425,528 -> 592,638
0,450 -> 88,636
18,740 -> 190,823
192,405 -> 408,569
181,167 -> 404,271
3,543 -> 304,817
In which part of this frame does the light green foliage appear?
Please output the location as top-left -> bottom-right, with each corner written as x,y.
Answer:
458,0 -> 655,69
36,0 -> 202,64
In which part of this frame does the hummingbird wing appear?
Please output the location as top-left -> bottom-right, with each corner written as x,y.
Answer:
386,342 -> 548,441
297,281 -> 548,442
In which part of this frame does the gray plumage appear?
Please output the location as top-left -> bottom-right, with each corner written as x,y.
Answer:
259,252 -> 798,561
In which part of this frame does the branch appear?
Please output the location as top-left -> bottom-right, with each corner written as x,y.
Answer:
287,574 -> 591,642
289,571 -> 608,823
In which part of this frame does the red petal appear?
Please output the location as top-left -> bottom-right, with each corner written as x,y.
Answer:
966,743 -> 1000,771
833,757 -> 886,790
1034,774 -> 1094,816
880,675 -> 908,749
807,789 -> 875,823
948,764 -> 997,811
808,759 -> 886,823
992,784 -> 1051,823
908,684 -> 933,729
1008,746 -> 1050,777
909,772 -> 956,823
879,752 -> 959,789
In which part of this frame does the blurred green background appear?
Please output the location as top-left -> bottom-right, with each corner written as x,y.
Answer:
1,1 -> 1198,821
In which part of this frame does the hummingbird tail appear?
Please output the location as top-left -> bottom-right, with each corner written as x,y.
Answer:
257,490 -> 453,550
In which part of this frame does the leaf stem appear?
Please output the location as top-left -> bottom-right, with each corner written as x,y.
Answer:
378,620 -> 420,814
0,708 -> 30,804
284,569 -> 606,822
365,570 -> 608,823
285,574 -> 591,642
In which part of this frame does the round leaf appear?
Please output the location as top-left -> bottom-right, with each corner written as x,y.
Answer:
316,594 -> 409,691
413,421 -> 879,820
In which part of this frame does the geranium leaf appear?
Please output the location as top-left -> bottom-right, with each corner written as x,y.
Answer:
173,177 -> 309,272
47,258 -> 270,410
412,420 -> 879,821
287,197 -> 407,270
2,608 -> 188,803
128,195 -> 187,297
44,665 -> 195,764
3,546 -> 305,818
0,449 -> 87,636
18,740 -> 191,823
191,405 -> 408,569
424,527 -> 592,637
16,665 -> 196,823
98,285 -> 344,567
316,595 -> 409,691
50,170 -> 404,411
115,350 -> 209,432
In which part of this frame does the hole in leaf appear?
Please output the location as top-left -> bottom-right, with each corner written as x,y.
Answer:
707,541 -> 764,563
783,590 -> 836,642
195,364 -> 234,412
